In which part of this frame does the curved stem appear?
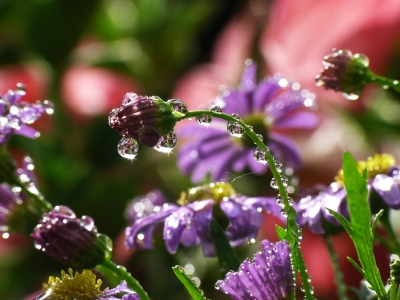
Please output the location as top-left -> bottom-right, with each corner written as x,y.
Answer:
178,110 -> 315,299
98,260 -> 150,300
16,180 -> 52,212
324,234 -> 348,300
368,72 -> 400,92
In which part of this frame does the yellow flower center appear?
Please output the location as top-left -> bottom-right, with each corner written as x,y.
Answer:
335,154 -> 396,185
39,268 -> 104,300
177,182 -> 236,205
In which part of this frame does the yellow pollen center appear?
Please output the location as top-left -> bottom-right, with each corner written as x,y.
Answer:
177,182 -> 236,205
335,154 -> 396,185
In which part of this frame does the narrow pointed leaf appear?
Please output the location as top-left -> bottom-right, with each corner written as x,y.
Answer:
371,210 -> 384,235
276,225 -> 287,241
326,208 -> 352,234
173,266 -> 207,300
347,256 -> 365,277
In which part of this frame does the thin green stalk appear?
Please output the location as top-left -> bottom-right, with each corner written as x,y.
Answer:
98,260 -> 150,300
178,110 -> 314,299
324,234 -> 348,300
368,71 -> 400,92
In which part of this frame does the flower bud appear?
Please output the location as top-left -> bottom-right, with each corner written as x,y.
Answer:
32,206 -> 112,268
109,93 -> 180,147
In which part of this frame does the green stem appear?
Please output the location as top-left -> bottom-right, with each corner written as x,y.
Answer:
179,110 -> 315,299
98,260 -> 150,300
324,234 -> 348,300
368,72 -> 400,92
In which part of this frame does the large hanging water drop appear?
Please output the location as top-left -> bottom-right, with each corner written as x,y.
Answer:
274,160 -> 283,172
153,131 -> 177,153
253,148 -> 267,164
196,115 -> 212,125
270,178 -> 279,189
227,122 -> 244,137
167,98 -> 188,114
117,137 -> 139,159
210,105 -> 222,113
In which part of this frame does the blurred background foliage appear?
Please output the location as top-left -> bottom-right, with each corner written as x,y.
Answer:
1,0 -> 400,299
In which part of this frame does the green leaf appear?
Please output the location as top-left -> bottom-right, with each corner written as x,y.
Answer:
172,266 -> 207,300
341,151 -> 388,300
276,225 -> 287,241
347,257 -> 365,277
209,218 -> 240,272
326,208 -> 352,234
371,209 -> 384,235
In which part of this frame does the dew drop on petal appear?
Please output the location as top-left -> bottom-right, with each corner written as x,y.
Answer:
270,178 -> 279,189
117,137 -> 139,159
196,115 -> 212,125
167,98 -> 188,114
227,122 -> 244,137
253,148 -> 267,164
122,92 -> 138,106
108,108 -> 119,125
343,93 -> 359,101
153,131 -> 177,153
210,105 -> 222,113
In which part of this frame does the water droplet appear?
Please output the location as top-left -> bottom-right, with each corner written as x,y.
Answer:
315,75 -> 324,87
108,108 -> 119,125
274,160 -> 283,172
270,178 -> 279,189
227,122 -> 244,137
253,148 -> 267,164
210,105 -> 222,113
343,93 -> 359,100
280,208 -> 287,217
196,115 -> 212,125
231,113 -> 240,120
122,92 -> 138,105
354,53 -> 369,67
167,98 -> 188,114
383,85 -> 389,90
214,282 -> 220,290
53,205 -> 76,217
80,216 -> 95,231
153,131 -> 177,153
256,134 -> 263,141
394,80 -> 399,85
307,275 -> 312,282
288,197 -> 294,205
281,176 -> 289,186
247,125 -> 253,131
16,83 -> 26,94
117,137 -> 139,159
276,195 -> 284,207
43,100 -> 54,114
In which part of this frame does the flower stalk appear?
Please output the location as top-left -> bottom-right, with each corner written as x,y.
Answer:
178,109 -> 315,299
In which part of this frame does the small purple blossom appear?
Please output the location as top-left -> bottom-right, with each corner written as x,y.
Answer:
32,205 -> 111,267
296,183 -> 348,234
178,63 -> 318,183
215,240 -> 294,300
0,84 -> 54,145
124,184 -> 283,257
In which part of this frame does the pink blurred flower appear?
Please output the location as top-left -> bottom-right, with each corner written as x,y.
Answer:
62,65 -> 142,119
261,0 -> 400,107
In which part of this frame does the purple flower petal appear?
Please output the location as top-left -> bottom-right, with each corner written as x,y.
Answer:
273,111 -> 320,130
371,174 -> 400,209
269,133 -> 302,170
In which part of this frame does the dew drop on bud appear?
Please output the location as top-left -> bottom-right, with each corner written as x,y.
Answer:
253,147 -> 267,164
122,92 -> 138,106
108,109 -> 119,125
153,131 -> 177,153
196,115 -> 212,125
354,53 -> 370,67
270,178 -> 279,189
210,105 -> 222,113
53,205 -> 76,217
281,176 -> 289,186
117,137 -> 139,159
231,113 -> 240,120
274,160 -> 283,172
167,98 -> 188,114
256,134 -> 263,141
227,122 -> 244,137
342,93 -> 359,101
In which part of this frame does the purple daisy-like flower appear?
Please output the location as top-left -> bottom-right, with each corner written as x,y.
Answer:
178,62 -> 318,183
296,183 -> 348,234
125,183 -> 282,257
32,205 -> 112,267
215,240 -> 294,300
0,84 -> 54,145
34,268 -> 139,300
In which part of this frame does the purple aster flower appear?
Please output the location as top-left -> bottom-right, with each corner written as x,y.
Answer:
296,183 -> 348,234
215,240 -> 294,300
34,268 -> 140,300
125,183 -> 283,257
178,62 -> 318,183
0,84 -> 54,145
32,205 -> 112,267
